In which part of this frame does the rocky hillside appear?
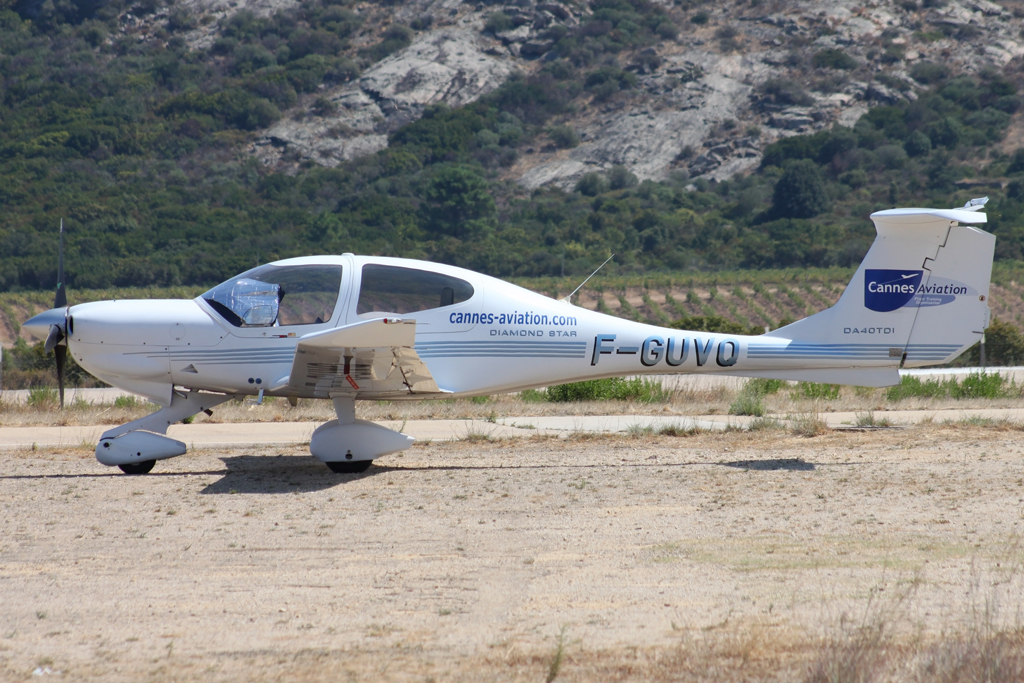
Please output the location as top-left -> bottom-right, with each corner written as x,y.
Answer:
4,0 -> 1024,291
167,0 -> 1024,188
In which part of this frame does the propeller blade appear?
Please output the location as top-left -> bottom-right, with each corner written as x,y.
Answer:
54,345 -> 66,410
55,219 -> 66,310
43,323 -> 64,354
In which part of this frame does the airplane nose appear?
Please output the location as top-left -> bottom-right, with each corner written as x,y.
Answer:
22,307 -> 66,339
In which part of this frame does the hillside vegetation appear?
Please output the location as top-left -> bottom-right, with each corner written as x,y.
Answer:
4,0 -> 1024,293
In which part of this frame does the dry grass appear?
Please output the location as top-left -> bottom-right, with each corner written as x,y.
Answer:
6,378 -> 1024,428
790,411 -> 831,437
480,575 -> 1024,683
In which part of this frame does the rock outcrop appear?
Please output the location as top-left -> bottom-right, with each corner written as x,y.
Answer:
251,28 -> 516,168
169,0 -> 1024,184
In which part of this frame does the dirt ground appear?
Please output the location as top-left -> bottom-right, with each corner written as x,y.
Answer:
2,426 -> 1024,682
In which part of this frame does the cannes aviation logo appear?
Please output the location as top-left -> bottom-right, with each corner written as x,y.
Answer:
864,269 -> 923,312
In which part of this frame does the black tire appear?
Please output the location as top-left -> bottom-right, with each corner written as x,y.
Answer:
119,460 -> 156,475
326,460 -> 373,474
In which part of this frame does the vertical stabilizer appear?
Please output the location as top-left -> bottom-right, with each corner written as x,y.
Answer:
766,205 -> 994,371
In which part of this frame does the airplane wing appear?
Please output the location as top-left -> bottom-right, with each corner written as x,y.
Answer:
288,318 -> 446,398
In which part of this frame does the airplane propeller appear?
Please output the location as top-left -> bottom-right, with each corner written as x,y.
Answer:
43,220 -> 69,409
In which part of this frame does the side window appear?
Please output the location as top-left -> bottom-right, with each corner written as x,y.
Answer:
357,264 -> 474,317
202,264 -> 343,327
273,266 -> 343,325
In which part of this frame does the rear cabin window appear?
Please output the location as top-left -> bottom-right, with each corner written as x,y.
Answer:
357,264 -> 474,318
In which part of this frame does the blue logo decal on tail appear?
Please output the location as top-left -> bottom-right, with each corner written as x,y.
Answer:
864,270 -> 922,312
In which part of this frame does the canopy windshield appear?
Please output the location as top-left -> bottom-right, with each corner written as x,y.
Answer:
202,264 -> 343,327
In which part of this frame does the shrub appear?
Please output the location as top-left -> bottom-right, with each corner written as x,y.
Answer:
729,378 -> 784,416
657,422 -> 707,437
758,78 -> 815,107
311,97 -> 337,117
519,388 -> 547,403
545,377 -> 669,402
791,412 -> 830,436
167,9 -> 198,32
286,55 -> 332,92
547,125 -> 579,149
655,20 -> 677,39
795,382 -> 840,400
608,165 -> 638,190
748,416 -> 784,431
360,23 -> 413,62
747,378 -> 785,395
813,48 -> 857,70
410,15 -> 433,31
840,169 -> 868,188
886,375 -> 946,401
484,12 -> 513,35
669,315 -> 762,336
950,372 -> 1006,399
158,89 -> 280,130
729,391 -> 766,417
114,394 -> 140,409
576,172 -> 608,196
910,61 -> 949,84
27,386 -> 58,410
231,43 -> 276,75
584,66 -> 636,102
884,373 -> 1007,401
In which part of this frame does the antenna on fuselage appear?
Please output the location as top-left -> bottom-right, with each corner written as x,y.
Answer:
561,254 -> 615,305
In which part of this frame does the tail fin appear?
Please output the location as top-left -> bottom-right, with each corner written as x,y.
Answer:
766,201 -> 995,382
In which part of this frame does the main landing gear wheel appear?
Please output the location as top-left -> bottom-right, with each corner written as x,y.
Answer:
118,460 -> 156,475
326,460 -> 373,474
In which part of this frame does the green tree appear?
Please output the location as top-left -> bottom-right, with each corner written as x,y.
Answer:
904,130 -> 932,157
963,318 -> 1024,366
1007,148 -> 1024,174
770,159 -> 829,219
422,166 -> 495,239
927,117 -> 962,149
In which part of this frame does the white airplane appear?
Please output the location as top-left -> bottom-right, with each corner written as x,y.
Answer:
23,199 -> 995,475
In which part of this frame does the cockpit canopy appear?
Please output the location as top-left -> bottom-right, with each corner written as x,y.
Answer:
201,264 -> 343,327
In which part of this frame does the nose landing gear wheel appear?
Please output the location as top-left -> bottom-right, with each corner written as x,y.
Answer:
118,460 -> 156,475
326,460 -> 373,474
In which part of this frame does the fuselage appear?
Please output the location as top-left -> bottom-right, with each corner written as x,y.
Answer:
54,254 -> 903,405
